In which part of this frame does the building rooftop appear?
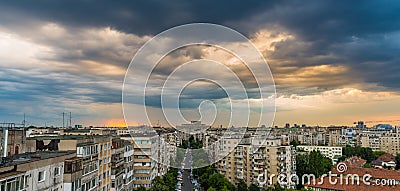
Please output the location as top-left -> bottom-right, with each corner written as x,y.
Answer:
331,166 -> 400,180
0,151 -> 76,168
306,176 -> 400,191
27,134 -> 109,140
76,141 -> 95,147
377,153 -> 396,162
341,156 -> 367,168
0,171 -> 26,181
122,132 -> 158,138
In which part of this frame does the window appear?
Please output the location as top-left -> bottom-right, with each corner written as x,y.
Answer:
38,171 -> 45,182
54,167 -> 60,176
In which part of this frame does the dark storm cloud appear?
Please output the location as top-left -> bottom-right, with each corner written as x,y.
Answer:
2,0 -> 400,93
0,67 -> 122,104
1,0 -> 400,126
243,0 -> 400,42
240,0 -> 400,93
0,0 -> 280,36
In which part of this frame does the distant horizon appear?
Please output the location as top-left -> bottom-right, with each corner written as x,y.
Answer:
1,0 -> 399,128
17,119 -> 400,129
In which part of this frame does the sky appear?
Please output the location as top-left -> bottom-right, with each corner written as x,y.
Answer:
0,0 -> 400,127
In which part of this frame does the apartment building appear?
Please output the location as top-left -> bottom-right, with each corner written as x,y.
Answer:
63,157 -> 83,191
77,141 -> 100,191
123,141 -> 134,190
218,141 -> 251,185
361,134 -> 381,151
176,121 -> 209,141
360,129 -> 400,155
122,132 -> 160,189
0,151 -> 75,191
297,145 -> 342,164
379,132 -> 400,155
26,135 -> 113,191
264,145 -> 296,189
98,137 -> 112,191
215,136 -> 296,189
111,138 -> 125,191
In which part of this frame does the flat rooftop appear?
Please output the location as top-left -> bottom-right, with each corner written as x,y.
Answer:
0,150 -> 76,168
27,134 -> 109,140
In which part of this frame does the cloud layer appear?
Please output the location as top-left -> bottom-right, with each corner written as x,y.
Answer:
1,0 -> 400,126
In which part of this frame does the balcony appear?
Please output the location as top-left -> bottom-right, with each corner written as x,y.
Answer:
253,166 -> 263,171
253,161 -> 264,165
253,154 -> 266,159
235,154 -> 243,158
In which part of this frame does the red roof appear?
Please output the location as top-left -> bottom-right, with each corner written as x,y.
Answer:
377,154 -> 396,163
306,177 -> 400,191
341,156 -> 366,168
331,167 -> 400,180
306,162 -> 400,191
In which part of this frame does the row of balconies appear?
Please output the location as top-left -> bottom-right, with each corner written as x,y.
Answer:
253,161 -> 265,165
252,154 -> 266,159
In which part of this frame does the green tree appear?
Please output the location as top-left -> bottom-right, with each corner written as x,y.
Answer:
135,187 -> 146,191
266,184 -> 284,191
237,180 -> 248,191
221,185 -> 231,191
208,173 -> 235,191
194,166 -> 235,191
148,168 -> 178,190
342,146 -> 377,162
290,140 -> 301,147
207,187 -> 217,191
373,151 -> 386,158
181,140 -> 189,149
150,177 -> 169,191
296,151 -> 333,187
299,188 -> 314,191
163,168 -> 178,190
396,153 -> 400,170
248,184 -> 260,191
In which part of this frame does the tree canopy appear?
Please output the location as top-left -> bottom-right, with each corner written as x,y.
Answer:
340,146 -> 376,162
296,150 -> 333,187
149,168 -> 178,191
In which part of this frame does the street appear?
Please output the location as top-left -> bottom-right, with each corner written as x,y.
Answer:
176,148 -> 196,191
182,149 -> 194,191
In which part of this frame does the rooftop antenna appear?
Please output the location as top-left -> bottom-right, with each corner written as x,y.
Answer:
62,112 -> 65,128
23,113 -> 26,127
22,114 -> 25,144
69,112 -> 72,128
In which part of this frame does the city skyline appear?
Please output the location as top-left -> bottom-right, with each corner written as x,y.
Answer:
1,1 -> 400,127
